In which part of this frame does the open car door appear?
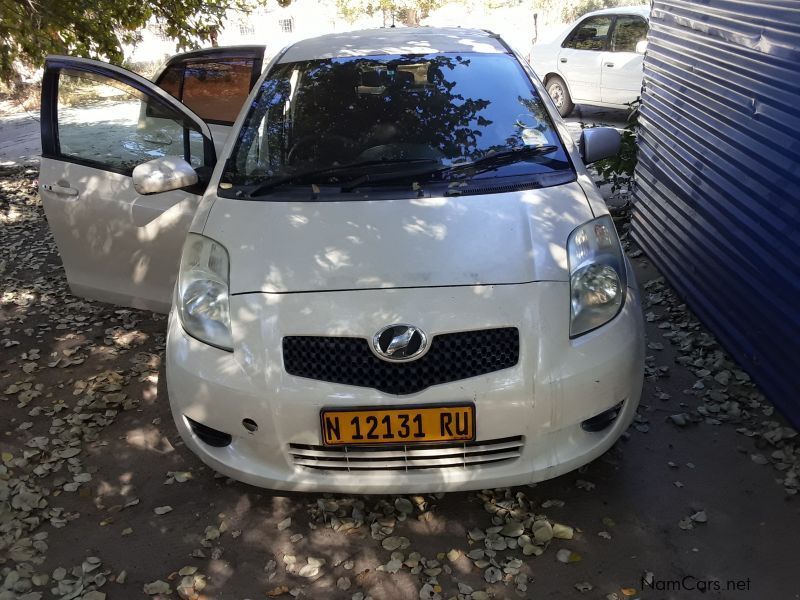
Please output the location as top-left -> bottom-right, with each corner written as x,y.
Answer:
39,56 -> 217,313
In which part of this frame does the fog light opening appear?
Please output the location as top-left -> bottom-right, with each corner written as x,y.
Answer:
186,416 -> 232,447
242,418 -> 258,433
581,402 -> 624,433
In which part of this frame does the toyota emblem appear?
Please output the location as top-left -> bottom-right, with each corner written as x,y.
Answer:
372,324 -> 428,362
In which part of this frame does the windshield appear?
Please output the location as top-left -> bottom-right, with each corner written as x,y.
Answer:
222,52 -> 572,192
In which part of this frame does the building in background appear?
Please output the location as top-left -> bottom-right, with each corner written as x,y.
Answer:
633,0 -> 800,425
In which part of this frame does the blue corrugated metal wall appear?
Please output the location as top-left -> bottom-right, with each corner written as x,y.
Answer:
633,0 -> 800,425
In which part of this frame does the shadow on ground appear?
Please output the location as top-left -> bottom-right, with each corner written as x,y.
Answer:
1,166 -> 798,600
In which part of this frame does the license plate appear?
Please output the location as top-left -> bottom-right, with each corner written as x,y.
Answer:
320,404 -> 475,446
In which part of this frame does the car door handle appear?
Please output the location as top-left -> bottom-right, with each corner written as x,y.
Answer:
605,62 -> 615,67
41,183 -> 78,197
560,57 -> 567,63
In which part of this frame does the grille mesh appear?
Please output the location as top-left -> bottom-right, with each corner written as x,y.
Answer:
289,435 -> 524,471
282,327 -> 519,395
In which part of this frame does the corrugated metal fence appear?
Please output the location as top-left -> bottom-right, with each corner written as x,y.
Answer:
633,0 -> 800,424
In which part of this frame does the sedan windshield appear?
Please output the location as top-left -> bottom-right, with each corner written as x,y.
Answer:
222,52 -> 572,192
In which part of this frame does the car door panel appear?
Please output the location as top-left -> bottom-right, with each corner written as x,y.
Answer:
39,161 -> 200,311
601,15 -> 648,105
40,56 -> 216,313
557,15 -> 614,103
557,48 -> 604,101
600,52 -> 644,105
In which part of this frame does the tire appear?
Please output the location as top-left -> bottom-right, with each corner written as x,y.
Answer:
546,75 -> 574,117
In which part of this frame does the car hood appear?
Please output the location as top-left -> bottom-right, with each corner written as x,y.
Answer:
203,181 -> 594,294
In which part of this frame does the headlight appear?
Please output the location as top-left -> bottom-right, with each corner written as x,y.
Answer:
567,215 -> 627,337
177,233 -> 233,351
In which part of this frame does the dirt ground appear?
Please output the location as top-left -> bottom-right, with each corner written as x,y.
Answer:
1,150 -> 799,599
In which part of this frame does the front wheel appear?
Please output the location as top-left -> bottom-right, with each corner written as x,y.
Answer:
546,75 -> 574,117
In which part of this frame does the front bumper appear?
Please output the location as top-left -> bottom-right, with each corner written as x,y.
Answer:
166,281 -> 644,493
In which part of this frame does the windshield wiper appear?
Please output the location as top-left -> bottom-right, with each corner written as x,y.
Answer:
340,146 -> 561,191
437,145 -> 558,178
339,163 -> 447,192
247,158 -> 441,197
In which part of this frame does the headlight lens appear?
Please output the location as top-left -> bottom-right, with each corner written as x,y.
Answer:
177,233 -> 233,351
567,215 -> 627,337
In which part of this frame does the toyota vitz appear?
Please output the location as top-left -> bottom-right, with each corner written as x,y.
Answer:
39,27 -> 644,492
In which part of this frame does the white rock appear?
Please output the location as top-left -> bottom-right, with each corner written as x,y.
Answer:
500,521 -> 523,537
419,583 -> 437,600
556,549 -> 573,563
143,580 -> 170,595
394,498 -> 414,514
484,566 -> 502,583
467,549 -> 485,560
298,564 -> 319,578
379,559 -> 402,574
337,577 -> 351,591
381,536 -> 409,551
690,510 -> 708,523
552,523 -> 574,540
532,520 -> 553,543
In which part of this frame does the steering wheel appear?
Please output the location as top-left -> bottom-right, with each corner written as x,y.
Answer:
287,134 -> 355,164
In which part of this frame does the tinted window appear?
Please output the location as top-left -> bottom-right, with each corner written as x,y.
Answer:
57,69 -> 204,173
225,53 -> 570,189
564,16 -> 613,51
611,16 -> 648,52
157,65 -> 182,100
181,58 -> 254,123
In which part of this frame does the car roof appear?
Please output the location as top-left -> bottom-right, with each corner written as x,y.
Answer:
278,27 -> 508,63
577,5 -> 649,19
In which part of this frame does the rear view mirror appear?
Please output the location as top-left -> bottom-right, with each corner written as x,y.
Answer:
132,156 -> 198,194
579,127 -> 621,164
635,40 -> 648,54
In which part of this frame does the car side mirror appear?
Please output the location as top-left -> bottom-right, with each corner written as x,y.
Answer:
635,40 -> 648,54
579,127 -> 621,164
132,156 -> 198,195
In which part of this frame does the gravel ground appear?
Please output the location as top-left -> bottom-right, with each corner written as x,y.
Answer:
0,104 -> 40,168
1,154 -> 799,600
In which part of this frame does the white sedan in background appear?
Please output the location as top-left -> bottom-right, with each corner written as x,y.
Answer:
530,5 -> 649,116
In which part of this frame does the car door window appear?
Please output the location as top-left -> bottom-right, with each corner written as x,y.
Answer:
156,65 -> 183,99
57,68 -> 205,173
159,58 -> 255,125
610,16 -> 648,52
563,16 -> 613,51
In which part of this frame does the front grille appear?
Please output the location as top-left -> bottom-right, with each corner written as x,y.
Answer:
289,435 -> 524,471
282,327 -> 519,395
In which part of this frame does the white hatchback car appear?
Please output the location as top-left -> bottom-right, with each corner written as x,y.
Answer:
530,6 -> 649,116
40,27 -> 644,493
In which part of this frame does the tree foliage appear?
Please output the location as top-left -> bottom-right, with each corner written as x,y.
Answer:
1,0 -> 444,83
0,0 -> 287,83
594,100 -> 640,193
